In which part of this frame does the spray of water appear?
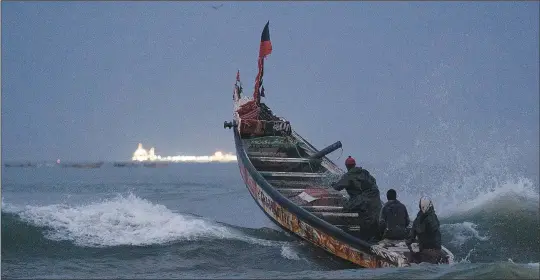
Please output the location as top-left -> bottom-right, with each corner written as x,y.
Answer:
3,193 -> 286,248
381,60 -> 538,218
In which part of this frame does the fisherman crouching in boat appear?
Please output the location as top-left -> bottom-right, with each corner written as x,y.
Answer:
331,156 -> 382,242
406,196 -> 445,264
379,189 -> 410,241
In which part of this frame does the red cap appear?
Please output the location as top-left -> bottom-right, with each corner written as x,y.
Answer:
345,156 -> 356,166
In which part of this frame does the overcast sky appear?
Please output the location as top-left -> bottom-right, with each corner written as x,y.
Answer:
2,1 -> 538,165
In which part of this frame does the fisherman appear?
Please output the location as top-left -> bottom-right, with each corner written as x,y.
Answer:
406,196 -> 445,264
379,189 -> 410,240
332,156 -> 382,242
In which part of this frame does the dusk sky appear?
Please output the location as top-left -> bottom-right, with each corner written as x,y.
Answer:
2,1 -> 538,165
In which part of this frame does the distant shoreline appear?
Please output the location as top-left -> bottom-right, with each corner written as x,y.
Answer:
2,160 -> 238,168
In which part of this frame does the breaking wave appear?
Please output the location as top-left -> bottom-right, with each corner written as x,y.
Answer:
376,117 -> 539,265
1,193 -> 288,250
441,222 -> 489,248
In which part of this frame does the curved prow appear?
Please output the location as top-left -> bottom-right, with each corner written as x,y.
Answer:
308,141 -> 342,160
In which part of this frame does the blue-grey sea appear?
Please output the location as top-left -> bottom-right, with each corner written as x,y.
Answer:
2,160 -> 539,279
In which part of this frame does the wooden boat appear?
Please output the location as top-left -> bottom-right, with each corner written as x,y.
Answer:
223,22 -> 454,268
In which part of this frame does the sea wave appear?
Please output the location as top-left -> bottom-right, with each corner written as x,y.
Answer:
2,193 -> 286,249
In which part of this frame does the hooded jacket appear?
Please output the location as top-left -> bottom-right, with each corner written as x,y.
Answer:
333,167 -> 382,225
408,207 -> 441,250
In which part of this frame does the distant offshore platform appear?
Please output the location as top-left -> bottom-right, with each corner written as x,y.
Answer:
131,143 -> 237,163
3,143 -> 237,169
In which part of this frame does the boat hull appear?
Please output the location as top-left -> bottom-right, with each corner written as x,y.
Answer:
233,129 -> 402,268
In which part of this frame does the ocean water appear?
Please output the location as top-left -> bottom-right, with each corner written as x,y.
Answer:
2,160 -> 539,279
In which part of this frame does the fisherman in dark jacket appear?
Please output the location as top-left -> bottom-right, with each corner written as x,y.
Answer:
379,189 -> 410,240
332,156 -> 382,242
406,196 -> 445,264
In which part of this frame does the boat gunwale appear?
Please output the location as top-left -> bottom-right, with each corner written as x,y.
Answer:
233,127 -> 378,255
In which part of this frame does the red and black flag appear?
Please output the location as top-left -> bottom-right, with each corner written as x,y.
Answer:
259,21 -> 272,58
254,21 -> 272,103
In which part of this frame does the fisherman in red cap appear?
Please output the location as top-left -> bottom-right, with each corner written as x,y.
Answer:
332,156 -> 382,242
344,155 -> 356,166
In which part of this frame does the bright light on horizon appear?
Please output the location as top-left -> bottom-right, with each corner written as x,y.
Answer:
132,143 -> 237,163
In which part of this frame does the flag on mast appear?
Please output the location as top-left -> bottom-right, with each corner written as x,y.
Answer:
259,21 -> 272,58
253,21 -> 272,103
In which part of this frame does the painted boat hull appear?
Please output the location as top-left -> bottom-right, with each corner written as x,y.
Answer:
232,128 -> 405,268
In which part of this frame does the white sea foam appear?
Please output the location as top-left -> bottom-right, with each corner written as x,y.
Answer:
280,244 -> 301,261
388,156 -> 538,219
441,222 -> 489,247
5,193 -> 282,248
